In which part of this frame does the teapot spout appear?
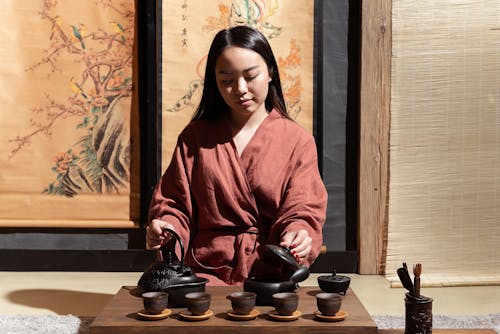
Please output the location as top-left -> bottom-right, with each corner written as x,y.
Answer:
289,265 -> 309,283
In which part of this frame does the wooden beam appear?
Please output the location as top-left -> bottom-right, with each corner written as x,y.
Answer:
358,0 -> 392,274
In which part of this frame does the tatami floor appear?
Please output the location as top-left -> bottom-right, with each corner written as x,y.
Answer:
0,272 -> 499,316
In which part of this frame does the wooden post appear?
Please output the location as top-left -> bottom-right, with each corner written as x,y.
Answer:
358,0 -> 392,274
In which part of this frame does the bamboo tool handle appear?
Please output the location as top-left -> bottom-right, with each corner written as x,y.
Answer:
413,263 -> 422,298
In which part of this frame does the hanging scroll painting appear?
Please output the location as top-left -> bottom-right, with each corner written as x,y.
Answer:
159,0 -> 315,169
0,0 -> 139,227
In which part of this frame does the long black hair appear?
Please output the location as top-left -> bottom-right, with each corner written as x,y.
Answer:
192,25 -> 289,120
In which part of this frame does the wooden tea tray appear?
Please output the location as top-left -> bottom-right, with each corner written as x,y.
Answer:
90,286 -> 377,334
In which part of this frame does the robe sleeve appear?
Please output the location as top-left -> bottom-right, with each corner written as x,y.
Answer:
270,135 -> 327,267
148,135 -> 194,258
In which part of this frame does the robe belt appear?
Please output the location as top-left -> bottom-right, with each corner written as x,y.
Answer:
197,225 -> 265,256
198,225 -> 261,235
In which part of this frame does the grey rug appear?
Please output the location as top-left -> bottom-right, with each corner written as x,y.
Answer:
0,314 -> 499,333
0,315 -> 93,334
373,314 -> 500,333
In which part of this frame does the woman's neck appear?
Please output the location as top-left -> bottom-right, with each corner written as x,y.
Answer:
229,108 -> 269,136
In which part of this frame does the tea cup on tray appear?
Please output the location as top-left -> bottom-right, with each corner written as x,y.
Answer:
141,291 -> 169,315
228,291 -> 257,315
272,292 -> 299,316
316,292 -> 342,316
185,292 -> 211,316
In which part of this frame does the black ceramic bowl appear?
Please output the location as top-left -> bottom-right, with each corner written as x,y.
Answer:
317,271 -> 351,295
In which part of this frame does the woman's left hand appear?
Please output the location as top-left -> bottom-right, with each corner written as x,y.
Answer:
280,229 -> 312,263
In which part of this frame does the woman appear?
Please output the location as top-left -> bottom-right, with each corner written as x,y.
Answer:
146,25 -> 327,285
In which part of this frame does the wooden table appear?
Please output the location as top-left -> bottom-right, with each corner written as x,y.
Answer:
90,286 -> 378,333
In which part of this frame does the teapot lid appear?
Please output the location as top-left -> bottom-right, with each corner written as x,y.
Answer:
263,245 -> 299,270
323,268 -> 350,282
262,244 -> 309,283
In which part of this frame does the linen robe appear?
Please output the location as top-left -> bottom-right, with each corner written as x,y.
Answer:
149,109 -> 327,285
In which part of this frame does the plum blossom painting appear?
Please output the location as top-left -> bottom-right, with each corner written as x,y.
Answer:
0,0 -> 139,227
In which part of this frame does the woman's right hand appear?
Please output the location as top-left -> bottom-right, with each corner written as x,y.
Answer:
146,219 -> 175,250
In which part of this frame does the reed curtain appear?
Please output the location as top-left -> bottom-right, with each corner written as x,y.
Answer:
385,0 -> 500,286
0,0 -> 139,227
159,0 -> 315,170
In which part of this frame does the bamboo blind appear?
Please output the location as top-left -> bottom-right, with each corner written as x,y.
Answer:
385,0 -> 500,286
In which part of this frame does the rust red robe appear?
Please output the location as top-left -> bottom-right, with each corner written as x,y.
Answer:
149,109 -> 327,285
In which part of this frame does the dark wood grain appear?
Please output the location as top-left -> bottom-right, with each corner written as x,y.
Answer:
90,286 -> 377,334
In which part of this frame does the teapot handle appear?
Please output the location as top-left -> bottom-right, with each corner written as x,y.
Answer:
156,227 -> 185,267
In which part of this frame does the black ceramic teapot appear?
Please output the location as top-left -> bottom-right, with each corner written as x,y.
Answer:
138,228 -> 208,307
317,268 -> 351,295
243,244 -> 310,305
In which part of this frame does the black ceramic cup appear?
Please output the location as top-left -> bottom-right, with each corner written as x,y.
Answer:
185,292 -> 211,316
272,292 -> 298,316
142,291 -> 169,315
316,292 -> 342,316
228,291 -> 257,315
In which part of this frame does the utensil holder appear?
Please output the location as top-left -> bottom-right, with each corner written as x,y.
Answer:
404,293 -> 432,334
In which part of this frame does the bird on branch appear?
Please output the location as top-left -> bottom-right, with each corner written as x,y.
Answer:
71,24 -> 86,49
69,77 -> 87,99
110,21 -> 126,44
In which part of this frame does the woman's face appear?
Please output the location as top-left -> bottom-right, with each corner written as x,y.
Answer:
215,46 -> 271,118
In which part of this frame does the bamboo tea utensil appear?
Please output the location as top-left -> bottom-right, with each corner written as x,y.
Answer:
413,263 -> 422,298
397,264 -> 414,296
